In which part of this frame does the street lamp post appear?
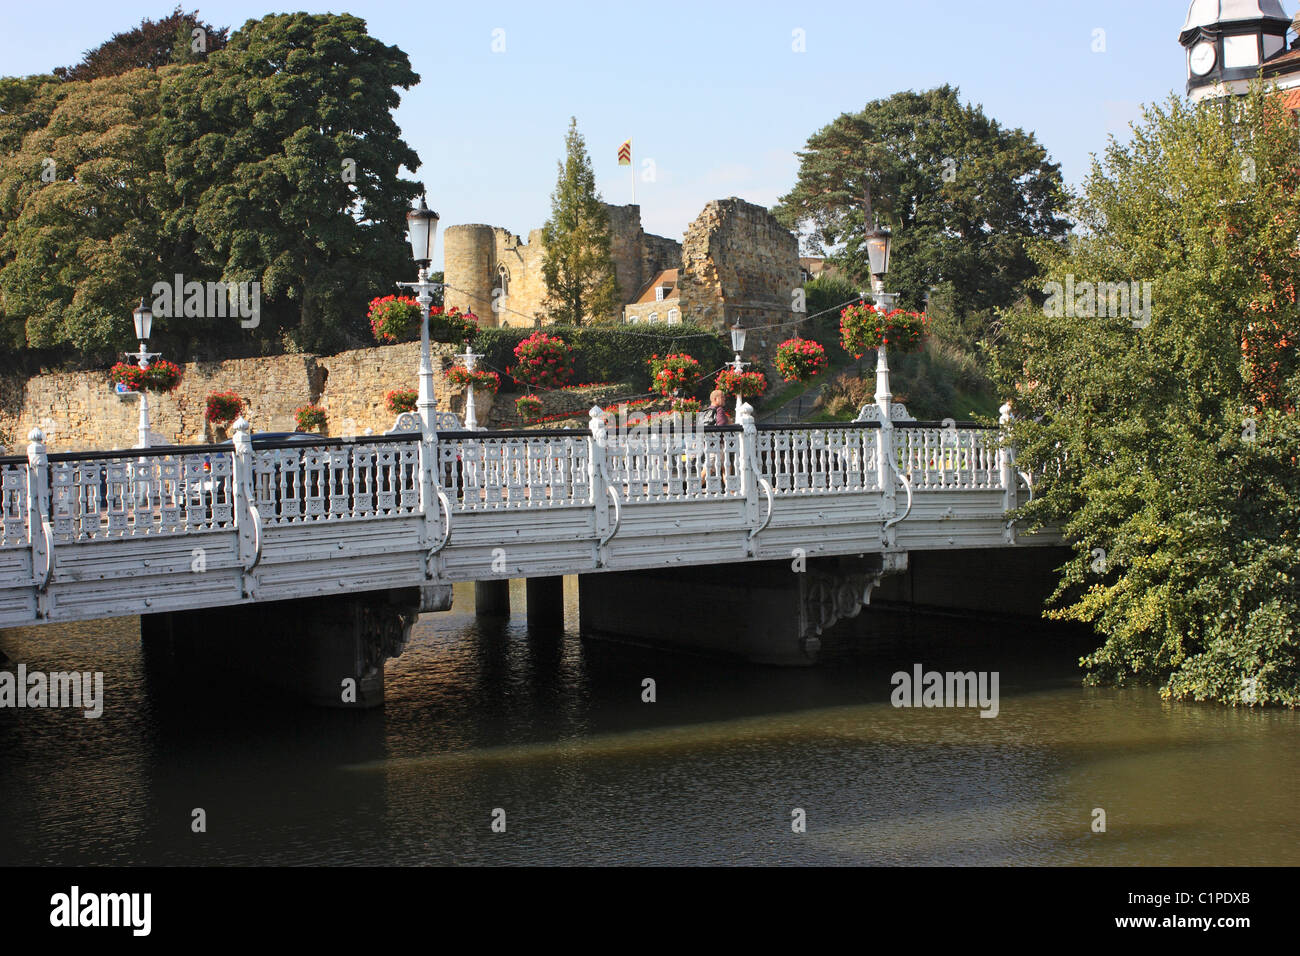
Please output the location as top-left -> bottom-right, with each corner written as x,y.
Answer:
399,195 -> 442,438
128,298 -> 159,449
457,344 -> 485,431
864,223 -> 895,421
729,319 -> 748,420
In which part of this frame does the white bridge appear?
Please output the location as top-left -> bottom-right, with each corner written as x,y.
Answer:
0,403 -> 1050,631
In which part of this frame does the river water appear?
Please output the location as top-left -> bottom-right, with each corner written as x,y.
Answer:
1,579 -> 1296,866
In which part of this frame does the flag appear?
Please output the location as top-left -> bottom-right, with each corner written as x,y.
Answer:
617,140 -> 632,165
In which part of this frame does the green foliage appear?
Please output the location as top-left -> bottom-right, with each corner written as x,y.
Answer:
0,68 -> 173,354
540,118 -> 621,325
0,12 -> 422,361
816,337 -> 994,421
989,88 -> 1300,707
53,7 -> 228,81
774,86 -> 1068,320
470,323 -> 728,394
159,12 -> 422,353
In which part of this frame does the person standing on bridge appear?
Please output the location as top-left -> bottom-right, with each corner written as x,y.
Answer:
708,389 -> 730,427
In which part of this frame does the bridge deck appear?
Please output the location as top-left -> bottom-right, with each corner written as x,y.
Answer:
0,417 -> 1050,628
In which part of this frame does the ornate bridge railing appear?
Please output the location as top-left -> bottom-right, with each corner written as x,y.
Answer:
0,406 -> 1039,627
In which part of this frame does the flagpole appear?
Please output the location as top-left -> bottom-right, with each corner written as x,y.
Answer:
630,140 -> 636,208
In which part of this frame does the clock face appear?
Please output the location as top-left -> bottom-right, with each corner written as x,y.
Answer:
1190,41 -> 1217,77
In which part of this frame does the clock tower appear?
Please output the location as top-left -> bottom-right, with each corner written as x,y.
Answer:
1180,0 -> 1295,101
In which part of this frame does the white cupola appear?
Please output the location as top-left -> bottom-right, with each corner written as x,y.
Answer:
1179,0 -> 1294,100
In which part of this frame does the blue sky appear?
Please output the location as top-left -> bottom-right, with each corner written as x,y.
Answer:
0,1 -> 1221,267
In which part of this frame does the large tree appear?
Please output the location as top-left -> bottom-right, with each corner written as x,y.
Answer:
0,68 -> 175,355
540,118 -> 621,326
774,86 -> 1068,319
159,12 -> 422,352
990,87 -> 1300,706
53,7 -> 228,81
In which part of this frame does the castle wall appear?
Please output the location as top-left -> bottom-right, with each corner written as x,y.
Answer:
676,198 -> 802,357
0,342 -> 491,452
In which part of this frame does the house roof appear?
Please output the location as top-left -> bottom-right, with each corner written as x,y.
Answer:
631,269 -> 679,304
1278,86 -> 1300,110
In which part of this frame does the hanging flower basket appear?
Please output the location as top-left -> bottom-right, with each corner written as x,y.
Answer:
647,352 -> 701,396
144,361 -> 183,393
510,332 -> 573,389
429,306 -> 479,344
108,362 -> 145,392
367,295 -> 422,343
839,303 -> 928,359
774,337 -> 829,382
110,360 -> 182,393
446,366 -> 501,393
295,404 -> 327,432
715,368 -> 768,397
515,394 -> 544,419
385,388 -> 418,414
205,390 -> 245,424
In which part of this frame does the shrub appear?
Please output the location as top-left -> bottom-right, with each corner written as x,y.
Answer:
647,353 -> 702,396
511,332 -> 574,389
515,394 -> 543,419
295,404 -> 327,432
774,338 -> 829,382
671,397 -> 701,414
385,388 -> 417,414
205,390 -> 245,424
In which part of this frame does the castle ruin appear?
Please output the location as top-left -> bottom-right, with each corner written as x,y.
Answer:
442,197 -> 802,343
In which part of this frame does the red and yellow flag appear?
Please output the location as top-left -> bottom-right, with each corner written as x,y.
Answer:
617,140 -> 632,165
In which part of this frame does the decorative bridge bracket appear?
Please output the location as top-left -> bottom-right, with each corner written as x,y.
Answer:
26,429 -> 53,614
738,402 -> 773,555
588,407 -> 622,565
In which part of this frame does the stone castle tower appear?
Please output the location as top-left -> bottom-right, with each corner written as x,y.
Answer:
443,204 -> 680,328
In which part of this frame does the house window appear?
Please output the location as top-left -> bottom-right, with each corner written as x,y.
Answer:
648,312 -> 659,324
668,309 -> 680,325
655,286 -> 666,302
628,314 -> 639,324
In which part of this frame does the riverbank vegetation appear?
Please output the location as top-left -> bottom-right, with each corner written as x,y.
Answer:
990,87 -> 1300,706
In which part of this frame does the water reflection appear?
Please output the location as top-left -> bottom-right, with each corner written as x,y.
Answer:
0,578 -> 1296,865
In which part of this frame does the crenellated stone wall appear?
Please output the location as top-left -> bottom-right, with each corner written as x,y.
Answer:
443,204 -> 681,328
0,342 -> 496,453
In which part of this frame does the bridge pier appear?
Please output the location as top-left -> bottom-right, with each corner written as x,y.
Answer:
474,580 -> 511,618
525,576 -> 565,632
140,585 -> 451,708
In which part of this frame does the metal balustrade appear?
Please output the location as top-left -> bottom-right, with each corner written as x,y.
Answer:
440,432 -> 592,511
895,426 -> 1001,491
46,450 -> 234,543
605,427 -> 743,501
756,425 -> 883,494
1,462 -> 27,548
0,422 -> 1015,539
251,441 -> 421,525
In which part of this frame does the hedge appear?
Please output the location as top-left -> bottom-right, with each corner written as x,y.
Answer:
470,324 -> 730,395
